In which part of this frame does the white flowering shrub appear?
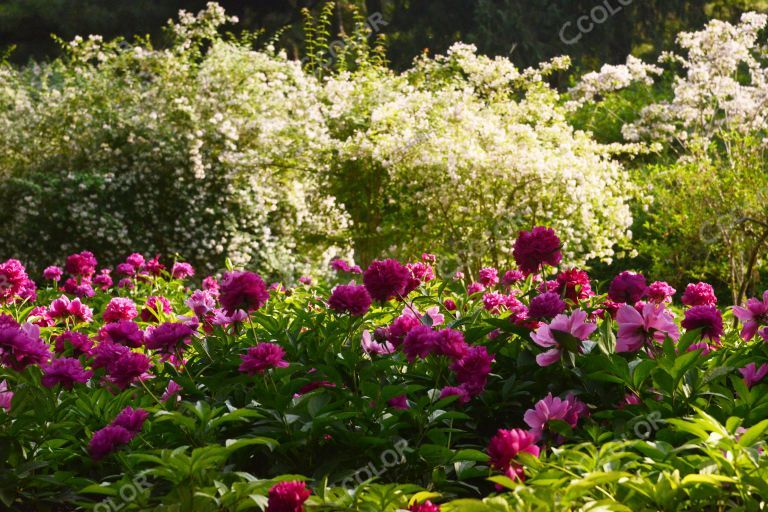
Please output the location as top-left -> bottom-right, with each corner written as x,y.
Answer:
0,4 -> 349,279
0,3 -> 637,277
325,44 -> 635,269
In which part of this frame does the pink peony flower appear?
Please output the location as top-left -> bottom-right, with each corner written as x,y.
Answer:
450,346 -> 494,396
103,298 -> 138,323
524,393 -> 586,440
298,276 -> 312,285
478,267 -> 499,287
363,259 -> 411,302
140,296 -> 173,323
439,386 -> 470,405
65,251 -> 97,278
433,328 -> 468,360
239,343 -> 289,375
530,310 -> 597,366
409,501 -> 441,512
116,263 -> 136,276
266,481 -> 311,512
49,296 -> 93,324
386,314 -> 421,347
732,291 -> 768,341
739,362 -> 768,389
89,425 -> 134,460
502,270 -> 525,286
41,358 -> 92,389
328,285 -> 372,317
513,227 -> 562,274
387,394 -> 410,410
0,259 -> 30,303
645,281 -> 676,304
106,351 -> 152,389
0,321 -> 51,370
616,303 -> 680,353
608,271 -> 647,304
0,380 -> 13,412
171,262 -> 195,280
555,268 -> 593,301
162,380 -> 183,402
361,330 -> 395,355
125,253 -> 145,269
528,292 -> 567,320
487,428 -> 540,475
91,340 -> 130,370
99,321 -> 144,348
681,305 -> 724,342
112,407 -> 149,434
467,282 -> 486,295
186,290 -> 217,318
681,282 -> 717,307
92,270 -> 113,291
144,255 -> 165,276
220,271 -> 269,315
43,266 -> 63,281
443,299 -> 457,311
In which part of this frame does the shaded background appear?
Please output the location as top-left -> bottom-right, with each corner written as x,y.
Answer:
2,0 -> 766,71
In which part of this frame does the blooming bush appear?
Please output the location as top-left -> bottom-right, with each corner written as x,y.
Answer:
2,228 -> 768,510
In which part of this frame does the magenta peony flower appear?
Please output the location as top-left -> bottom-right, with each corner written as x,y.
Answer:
41,358 -> 92,389
732,291 -> 768,341
106,351 -> 152,389
54,331 -> 94,356
681,282 -> 717,307
112,406 -> 149,434
528,292 -> 567,320
266,481 -> 311,512
65,251 -> 97,278
487,428 -> 540,474
739,362 -> 768,389
328,285 -> 372,317
162,380 -> 183,402
220,271 -> 269,315
331,259 -> 355,273
49,296 -> 93,324
89,425 -> 134,460
63,277 -> 95,299
361,330 -> 395,355
421,253 -> 436,263
239,343 -> 289,375
0,321 -> 51,370
144,322 -> 194,353
409,500 -> 441,512
298,276 -> 312,285
140,295 -> 173,323
386,314 -> 421,347
387,394 -> 410,410
450,346 -> 494,396
467,282 -> 486,295
171,262 -> 195,280
0,380 -> 12,412
608,271 -> 647,304
117,278 -> 134,290
186,290 -> 217,318
530,310 -> 597,366
402,325 -> 437,362
125,253 -> 145,269
144,255 -> 165,276
363,259 -> 411,302
478,267 -> 499,287
443,299 -> 457,311
433,328 -> 469,361
103,298 -> 138,323
502,270 -> 525,286
91,340 -> 130,370
513,227 -> 562,274
681,305 -> 724,342
645,281 -> 676,304
439,386 -> 471,404
116,263 -> 136,276
0,259 -> 30,303
92,270 -> 113,291
524,393 -> 586,440
43,266 -> 63,282
616,303 -> 680,353
99,321 -> 144,348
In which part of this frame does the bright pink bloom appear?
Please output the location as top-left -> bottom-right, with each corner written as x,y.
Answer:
682,305 -> 724,342
450,346 -> 494,396
48,296 -> 93,324
65,251 -> 97,278
681,282 -> 717,307
410,501 -> 441,512
162,380 -> 183,402
144,255 -> 165,276
530,310 -> 596,366
106,351 -> 152,389
54,331 -> 94,356
645,281 -> 676,304
386,314 -> 421,347
739,363 -> 768,389
502,270 -> 525,286
733,291 -> 768,341
487,428 -> 540,481
328,285 -> 371,316
103,298 -> 138,323
220,271 -> 269,315
0,380 -> 13,411
402,325 -> 437,362
439,386 -> 470,404
363,259 -> 411,302
608,271 -> 647,304
92,270 -> 113,291
99,321 -> 144,348
239,343 -> 289,375
616,303 -> 680,353
41,358 -> 92,389
467,282 -> 486,295
478,267 -> 499,287
555,268 -> 593,301
89,425 -> 134,460
43,266 -> 63,281
0,321 -> 51,370
443,299 -> 457,311
433,328 -> 468,360
361,330 -> 394,355
186,290 -> 217,318
528,292 -> 566,319
171,262 -> 195,280
125,253 -> 145,269
267,481 -> 311,512
513,227 -> 562,274
144,322 -> 195,353
141,295 -> 173,323
524,393 -> 586,440
113,407 -> 149,434
387,394 -> 410,410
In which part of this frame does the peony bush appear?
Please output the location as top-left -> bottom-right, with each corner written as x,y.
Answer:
2,227 -> 768,510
